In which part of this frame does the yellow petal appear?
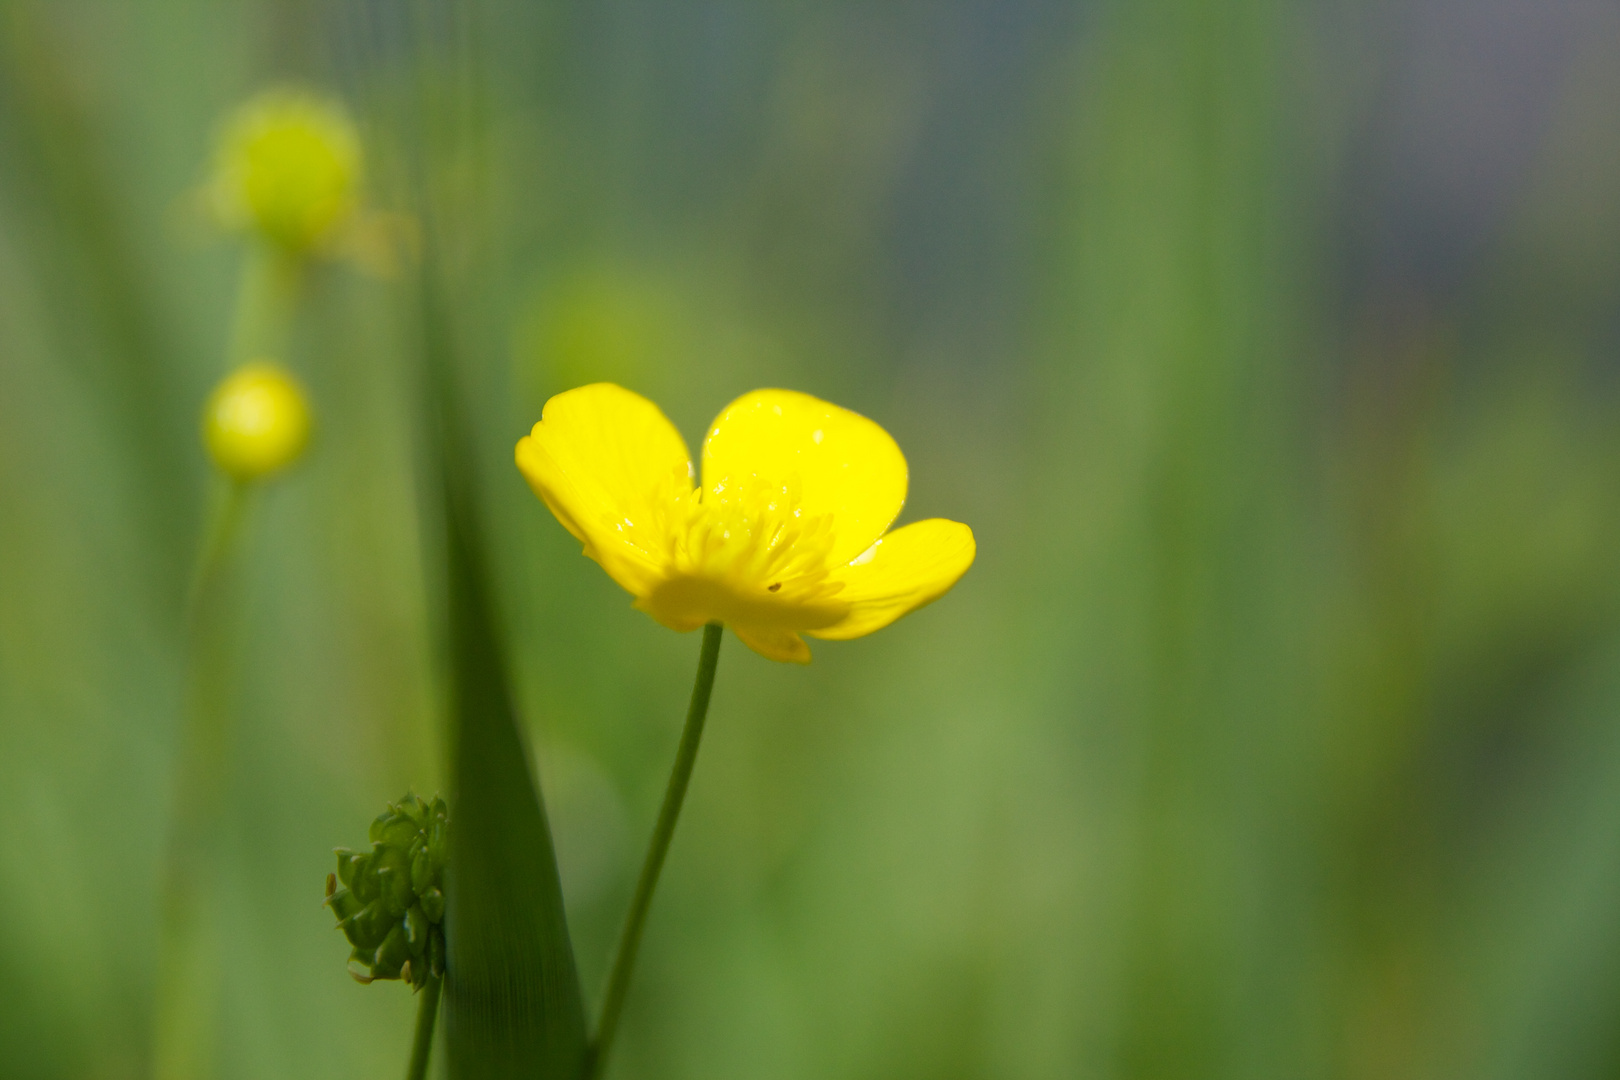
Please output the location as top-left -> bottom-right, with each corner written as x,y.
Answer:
809,519 -> 975,641
701,389 -> 907,567
515,383 -> 691,597
638,575 -> 848,635
731,626 -> 813,664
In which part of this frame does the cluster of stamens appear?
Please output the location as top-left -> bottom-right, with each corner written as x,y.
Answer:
660,473 -> 844,601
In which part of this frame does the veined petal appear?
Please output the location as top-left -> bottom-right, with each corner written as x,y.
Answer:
702,389 -> 907,567
731,626 -> 813,664
515,383 -> 691,597
809,519 -> 975,641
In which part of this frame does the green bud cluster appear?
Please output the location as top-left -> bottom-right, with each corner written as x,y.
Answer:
325,793 -> 448,990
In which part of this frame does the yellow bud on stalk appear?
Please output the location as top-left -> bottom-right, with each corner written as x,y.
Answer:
203,363 -> 311,481
210,88 -> 362,256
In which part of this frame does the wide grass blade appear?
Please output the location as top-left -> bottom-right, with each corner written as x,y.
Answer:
403,173 -> 587,1070
426,287 -> 589,1079
397,35 -> 590,1071
347,5 -> 592,1074
439,466 -> 588,1080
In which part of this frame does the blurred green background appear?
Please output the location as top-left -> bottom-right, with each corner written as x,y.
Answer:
5,0 -> 1620,1077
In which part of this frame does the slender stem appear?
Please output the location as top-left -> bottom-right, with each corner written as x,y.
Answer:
188,481 -> 250,606
151,227 -> 295,1080
153,480 -> 254,1080
405,975 -> 443,1080
226,244 -> 302,365
587,622 -> 724,1080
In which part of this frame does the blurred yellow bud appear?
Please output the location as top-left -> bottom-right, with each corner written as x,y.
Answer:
203,363 -> 311,481
210,88 -> 362,255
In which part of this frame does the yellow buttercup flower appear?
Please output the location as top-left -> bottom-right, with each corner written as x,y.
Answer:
203,362 -> 311,481
516,384 -> 975,663
210,88 -> 362,255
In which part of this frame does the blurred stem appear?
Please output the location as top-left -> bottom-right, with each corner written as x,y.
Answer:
587,622 -> 724,1080
188,481 -> 251,603
153,480 -> 253,1080
0,3 -> 194,590
152,225 -> 291,1080
406,975 -> 443,1080
226,244 -> 302,365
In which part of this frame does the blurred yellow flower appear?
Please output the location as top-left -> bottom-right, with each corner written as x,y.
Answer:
203,362 -> 311,481
516,384 -> 975,662
209,88 -> 361,256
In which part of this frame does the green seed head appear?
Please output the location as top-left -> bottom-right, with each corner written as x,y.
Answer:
326,793 -> 448,990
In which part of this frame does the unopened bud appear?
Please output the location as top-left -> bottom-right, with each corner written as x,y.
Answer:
210,88 -> 362,256
203,362 -> 311,481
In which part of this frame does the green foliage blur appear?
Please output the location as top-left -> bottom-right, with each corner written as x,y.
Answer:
4,1 -> 1620,1078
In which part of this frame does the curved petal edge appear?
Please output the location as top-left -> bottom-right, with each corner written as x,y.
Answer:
808,519 -> 975,641
515,383 -> 691,598
732,626 -> 813,664
701,389 -> 908,567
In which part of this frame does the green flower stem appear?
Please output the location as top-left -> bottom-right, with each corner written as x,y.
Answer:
406,975 -> 444,1080
153,480 -> 253,1080
153,222 -> 299,1080
587,622 -> 724,1080
188,480 -> 251,603
226,244 -> 302,365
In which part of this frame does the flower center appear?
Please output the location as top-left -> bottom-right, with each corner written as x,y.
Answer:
662,471 -> 843,601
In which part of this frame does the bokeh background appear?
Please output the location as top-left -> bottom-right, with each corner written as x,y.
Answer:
5,0 -> 1620,1077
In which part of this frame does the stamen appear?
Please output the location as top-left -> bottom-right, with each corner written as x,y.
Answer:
662,473 -> 841,598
